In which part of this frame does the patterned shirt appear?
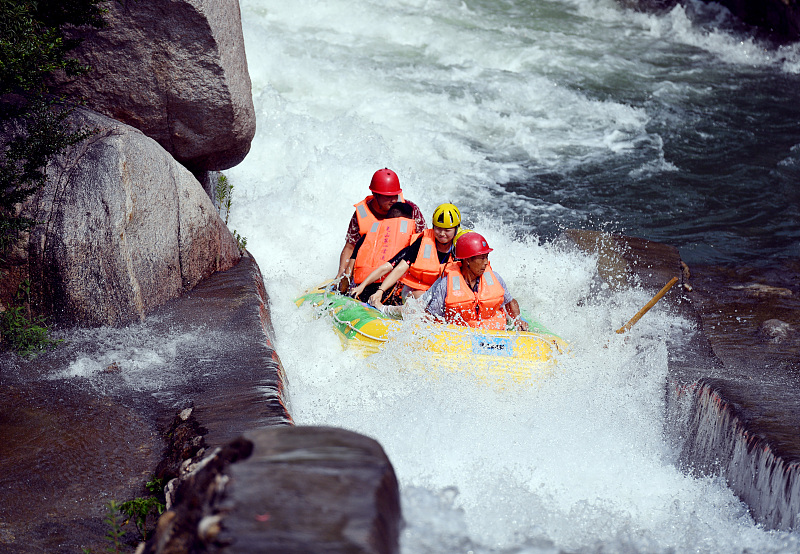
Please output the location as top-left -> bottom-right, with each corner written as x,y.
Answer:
344,199 -> 427,245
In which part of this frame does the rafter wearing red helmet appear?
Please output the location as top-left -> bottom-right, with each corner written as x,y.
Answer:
335,168 -> 427,281
421,232 -> 529,331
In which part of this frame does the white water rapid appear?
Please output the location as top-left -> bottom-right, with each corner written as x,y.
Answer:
227,0 -> 800,552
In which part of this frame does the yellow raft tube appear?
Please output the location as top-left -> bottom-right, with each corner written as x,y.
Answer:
295,283 -> 569,387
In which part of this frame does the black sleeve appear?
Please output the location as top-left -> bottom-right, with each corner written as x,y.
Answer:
437,247 -> 453,265
388,235 -> 423,266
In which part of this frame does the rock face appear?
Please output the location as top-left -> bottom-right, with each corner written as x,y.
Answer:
219,426 -> 402,554
711,0 -> 800,39
52,0 -> 256,171
142,426 -> 402,554
21,107 -> 241,326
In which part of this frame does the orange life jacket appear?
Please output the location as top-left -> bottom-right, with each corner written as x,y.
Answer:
353,217 -> 416,284
399,229 -> 451,291
353,194 -> 406,236
443,263 -> 507,330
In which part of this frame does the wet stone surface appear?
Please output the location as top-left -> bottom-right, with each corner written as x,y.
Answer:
0,254 -> 290,552
684,261 -> 800,462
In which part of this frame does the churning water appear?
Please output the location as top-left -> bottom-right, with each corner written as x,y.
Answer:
228,0 -> 800,552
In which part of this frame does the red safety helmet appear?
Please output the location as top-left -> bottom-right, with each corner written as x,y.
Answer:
455,232 -> 493,259
369,168 -> 402,195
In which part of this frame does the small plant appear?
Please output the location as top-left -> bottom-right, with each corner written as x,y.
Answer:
214,173 -> 233,224
233,229 -> 247,252
214,173 -> 248,253
0,279 -> 61,356
118,476 -> 166,541
103,500 -> 125,554
119,497 -> 164,541
145,476 -> 165,496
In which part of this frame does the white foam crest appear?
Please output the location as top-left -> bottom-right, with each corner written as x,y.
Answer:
238,0 -> 661,204
51,324 -> 203,392
562,0 -> 800,75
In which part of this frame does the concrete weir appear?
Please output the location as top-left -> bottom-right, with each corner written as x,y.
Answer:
138,254 -> 402,554
565,229 -> 800,532
673,380 -> 800,530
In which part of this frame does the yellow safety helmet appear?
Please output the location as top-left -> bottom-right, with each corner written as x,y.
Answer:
431,203 -> 461,229
453,227 -> 472,247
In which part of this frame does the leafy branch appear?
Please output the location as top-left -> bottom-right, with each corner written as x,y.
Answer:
0,0 -> 107,260
215,173 -> 248,252
0,278 -> 61,356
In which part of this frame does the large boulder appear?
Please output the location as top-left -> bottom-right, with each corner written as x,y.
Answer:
51,0 -> 256,171
142,426 -> 402,554
16,107 -> 241,326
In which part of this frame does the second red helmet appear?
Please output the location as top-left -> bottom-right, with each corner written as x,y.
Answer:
455,232 -> 493,259
369,168 -> 402,196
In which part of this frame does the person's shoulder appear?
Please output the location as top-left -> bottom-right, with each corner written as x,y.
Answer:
422,275 -> 446,304
430,273 -> 448,289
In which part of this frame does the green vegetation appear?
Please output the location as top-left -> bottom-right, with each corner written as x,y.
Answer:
83,477 -> 167,553
119,497 -> 164,541
118,476 -> 166,541
1,0 -> 106,354
102,500 -> 125,553
215,173 -> 233,224
215,172 -> 248,252
233,229 -> 247,252
1,0 -> 107,251
0,278 -> 61,356
82,500 -> 127,553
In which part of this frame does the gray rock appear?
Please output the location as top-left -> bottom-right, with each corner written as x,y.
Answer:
52,0 -> 256,171
24,107 -> 241,326
760,318 -> 794,342
219,426 -> 402,554
142,426 -> 401,554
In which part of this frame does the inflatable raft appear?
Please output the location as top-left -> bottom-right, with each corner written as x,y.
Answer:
295,283 -> 569,386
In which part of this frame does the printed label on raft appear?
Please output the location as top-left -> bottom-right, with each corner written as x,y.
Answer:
471,334 -> 513,356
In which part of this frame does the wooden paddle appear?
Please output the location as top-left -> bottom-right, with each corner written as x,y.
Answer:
615,276 -> 679,334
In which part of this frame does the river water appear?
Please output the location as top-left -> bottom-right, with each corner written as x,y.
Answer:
227,0 -> 800,552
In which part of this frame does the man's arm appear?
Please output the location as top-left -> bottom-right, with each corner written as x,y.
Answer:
336,212 -> 362,278
504,299 -> 529,332
336,243 -> 355,279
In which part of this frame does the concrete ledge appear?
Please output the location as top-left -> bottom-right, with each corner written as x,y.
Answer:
564,228 -> 800,530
